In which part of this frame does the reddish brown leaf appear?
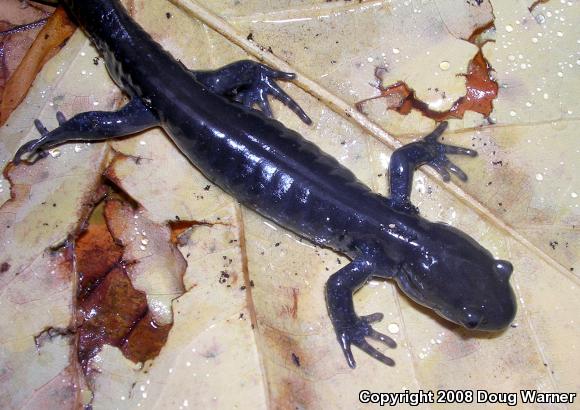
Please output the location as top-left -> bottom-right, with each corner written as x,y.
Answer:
77,266 -> 148,374
76,204 -> 124,299
0,7 -> 76,125
0,1 -> 52,96
121,311 -> 172,363
356,50 -> 498,121
75,194 -> 184,377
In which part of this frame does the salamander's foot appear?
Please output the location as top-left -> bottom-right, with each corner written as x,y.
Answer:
193,60 -> 312,125
233,65 -> 312,125
12,115 -> 61,164
12,99 -> 159,165
422,121 -> 477,182
335,312 -> 396,368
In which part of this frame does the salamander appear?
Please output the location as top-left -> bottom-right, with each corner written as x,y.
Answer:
12,0 -> 516,368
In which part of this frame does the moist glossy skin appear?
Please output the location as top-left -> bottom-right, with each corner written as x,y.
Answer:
14,0 -> 517,368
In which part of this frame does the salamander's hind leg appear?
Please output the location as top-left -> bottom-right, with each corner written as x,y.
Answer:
388,121 -> 477,213
13,98 -> 159,164
191,60 -> 312,125
325,259 -> 396,368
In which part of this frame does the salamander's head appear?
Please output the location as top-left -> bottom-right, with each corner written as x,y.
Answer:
394,222 -> 516,331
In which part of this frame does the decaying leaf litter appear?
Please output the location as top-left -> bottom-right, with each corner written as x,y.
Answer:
0,0 -> 578,409
0,2 -> 76,126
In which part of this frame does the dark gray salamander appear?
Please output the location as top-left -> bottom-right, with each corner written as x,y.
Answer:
13,0 -> 517,368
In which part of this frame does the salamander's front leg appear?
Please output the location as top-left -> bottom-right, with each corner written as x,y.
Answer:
388,121 -> 477,212
191,60 -> 312,125
13,98 -> 159,164
326,259 -> 396,368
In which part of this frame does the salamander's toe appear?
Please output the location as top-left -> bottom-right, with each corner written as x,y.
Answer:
13,138 -> 42,164
56,111 -> 67,125
34,119 -> 49,136
422,122 -> 477,184
236,65 -> 312,125
334,312 -> 396,368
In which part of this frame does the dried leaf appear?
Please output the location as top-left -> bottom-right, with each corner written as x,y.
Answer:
0,0 -> 52,99
0,6 -> 76,125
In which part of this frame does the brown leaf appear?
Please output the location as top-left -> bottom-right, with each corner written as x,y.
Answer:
0,7 -> 76,125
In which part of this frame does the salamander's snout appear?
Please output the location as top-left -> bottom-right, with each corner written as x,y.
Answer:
459,291 -> 517,332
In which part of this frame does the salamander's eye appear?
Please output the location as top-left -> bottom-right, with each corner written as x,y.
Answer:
463,309 -> 482,329
495,260 -> 513,279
